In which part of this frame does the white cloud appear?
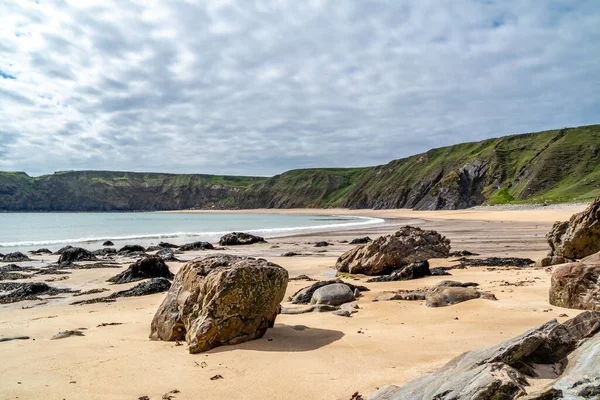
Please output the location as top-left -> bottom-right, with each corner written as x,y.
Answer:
0,0 -> 598,176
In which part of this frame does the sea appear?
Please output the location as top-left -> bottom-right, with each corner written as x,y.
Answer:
0,212 -> 384,253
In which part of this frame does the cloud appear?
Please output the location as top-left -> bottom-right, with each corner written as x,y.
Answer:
0,0 -> 599,176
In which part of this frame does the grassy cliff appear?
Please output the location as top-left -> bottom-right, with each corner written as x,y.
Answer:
1,124 -> 599,211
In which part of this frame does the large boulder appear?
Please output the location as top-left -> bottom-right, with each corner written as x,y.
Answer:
549,251 -> 600,310
547,198 -> 600,260
218,232 -> 266,246
58,247 -> 97,263
2,252 -> 31,262
310,283 -> 355,306
149,255 -> 288,353
118,244 -> 146,253
371,312 -> 600,400
336,226 -> 450,275
179,241 -> 214,251
108,256 -> 173,284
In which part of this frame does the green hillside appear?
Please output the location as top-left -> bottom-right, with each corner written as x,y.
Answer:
1,124 -> 599,211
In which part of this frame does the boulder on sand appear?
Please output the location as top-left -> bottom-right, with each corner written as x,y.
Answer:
310,283 -> 355,306
289,279 -> 369,304
179,241 -> 214,251
349,236 -> 372,245
2,252 -> 31,262
218,232 -> 266,246
108,256 -> 173,284
150,255 -> 288,353
102,240 -> 114,246
118,244 -> 146,253
549,251 -> 600,310
366,261 -> 431,282
58,247 -> 97,263
371,311 -> 600,400
547,197 -> 600,260
336,226 -> 450,275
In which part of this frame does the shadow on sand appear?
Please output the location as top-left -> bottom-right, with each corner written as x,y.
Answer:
206,323 -> 344,354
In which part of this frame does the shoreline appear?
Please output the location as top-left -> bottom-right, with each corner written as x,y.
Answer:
0,203 -> 591,400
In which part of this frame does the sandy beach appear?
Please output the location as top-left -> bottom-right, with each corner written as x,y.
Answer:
0,204 -> 590,400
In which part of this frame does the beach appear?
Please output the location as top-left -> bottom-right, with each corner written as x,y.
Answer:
0,204 -> 590,400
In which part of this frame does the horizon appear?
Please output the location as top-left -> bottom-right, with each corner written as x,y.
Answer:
1,1 -> 599,176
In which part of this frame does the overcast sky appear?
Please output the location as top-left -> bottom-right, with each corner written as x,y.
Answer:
1,1 -> 599,177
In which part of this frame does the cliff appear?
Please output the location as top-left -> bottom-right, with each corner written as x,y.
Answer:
1,124 -> 599,211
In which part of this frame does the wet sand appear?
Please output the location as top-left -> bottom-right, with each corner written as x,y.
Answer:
0,204 -> 588,400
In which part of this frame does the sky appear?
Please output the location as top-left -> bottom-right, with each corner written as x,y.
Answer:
1,0 -> 599,177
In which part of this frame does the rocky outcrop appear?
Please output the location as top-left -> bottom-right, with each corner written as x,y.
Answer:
549,252 -> 600,310
149,255 -> 288,353
0,282 -> 77,304
29,248 -> 52,255
310,283 -> 355,306
2,252 -> 31,262
179,241 -> 214,251
336,226 -> 450,275
366,261 -> 431,282
58,247 -> 97,263
108,256 -> 173,284
371,311 -> 600,400
218,232 -> 266,246
547,197 -> 600,260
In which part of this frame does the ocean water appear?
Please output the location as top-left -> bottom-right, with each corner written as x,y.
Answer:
0,212 -> 384,253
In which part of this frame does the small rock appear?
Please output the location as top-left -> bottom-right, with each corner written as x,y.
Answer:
332,309 -> 352,317
102,240 -> 114,246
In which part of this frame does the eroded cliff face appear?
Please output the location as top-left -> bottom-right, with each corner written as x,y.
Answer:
1,124 -> 600,211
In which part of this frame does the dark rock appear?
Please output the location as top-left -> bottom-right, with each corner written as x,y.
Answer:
0,336 -> 30,343
349,237 -> 372,245
0,282 -> 77,304
145,245 -> 161,252
51,329 -> 85,340
289,279 -> 369,304
72,288 -> 110,297
366,261 -> 431,282
547,197 -> 600,259
102,240 -> 114,246
430,267 -> 452,276
118,244 -> 146,253
0,264 -> 36,272
55,245 -> 73,254
0,272 -> 32,281
107,256 -> 173,284
158,242 -> 179,249
455,257 -> 534,268
314,241 -> 330,247
29,248 -> 52,255
93,248 -> 117,256
2,252 -> 31,262
281,252 -> 302,257
35,268 -> 71,275
336,226 -> 450,275
150,255 -> 288,353
549,252 -> 600,310
179,241 -> 215,251
50,262 -> 121,270
289,274 -> 317,281
156,248 -> 180,261
310,283 -> 355,306
218,232 -> 266,246
72,278 -> 171,305
371,311 -> 600,400
449,250 -> 479,257
58,247 -> 97,263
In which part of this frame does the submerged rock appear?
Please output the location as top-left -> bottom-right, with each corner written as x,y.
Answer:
336,226 -> 450,275
549,251 -> 600,310
179,241 -> 214,251
371,311 -> 600,400
150,255 -> 288,353
58,247 -> 97,263
107,256 -> 173,284
2,252 -> 31,262
218,232 -> 266,246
